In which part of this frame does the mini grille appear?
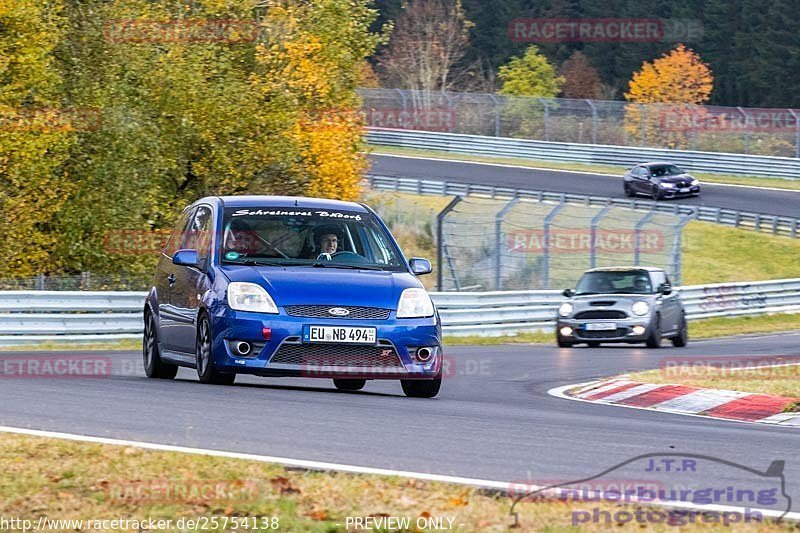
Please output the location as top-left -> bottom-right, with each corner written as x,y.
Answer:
576,328 -> 627,339
284,305 -> 391,320
575,310 -> 628,320
269,343 -> 402,367
589,301 -> 616,306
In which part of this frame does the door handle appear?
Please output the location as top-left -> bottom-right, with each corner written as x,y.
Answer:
168,274 -> 176,286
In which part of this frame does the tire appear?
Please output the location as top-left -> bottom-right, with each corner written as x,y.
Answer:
651,185 -> 662,201
645,315 -> 662,349
557,337 -> 574,348
671,315 -> 688,347
143,310 -> 178,379
196,314 -> 236,385
333,379 -> 366,391
624,182 -> 634,197
587,341 -> 601,348
401,376 -> 441,398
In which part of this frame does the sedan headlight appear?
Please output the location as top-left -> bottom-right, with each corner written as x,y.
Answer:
227,282 -> 278,313
397,288 -> 434,318
631,301 -> 650,316
690,178 -> 700,186
660,182 -> 675,188
558,302 -> 574,317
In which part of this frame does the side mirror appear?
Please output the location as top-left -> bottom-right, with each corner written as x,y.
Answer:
658,283 -> 672,295
409,257 -> 432,275
173,249 -> 199,267
563,288 -> 574,298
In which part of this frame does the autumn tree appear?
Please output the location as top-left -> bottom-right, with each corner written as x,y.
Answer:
377,0 -> 473,103
624,44 -> 714,148
498,45 -> 563,98
559,51 -> 602,100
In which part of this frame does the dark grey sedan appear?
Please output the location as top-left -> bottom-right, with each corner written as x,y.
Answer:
556,267 -> 688,348
623,162 -> 700,200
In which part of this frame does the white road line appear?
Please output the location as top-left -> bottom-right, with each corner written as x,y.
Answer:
1,424 -> 797,522
371,152 -> 800,193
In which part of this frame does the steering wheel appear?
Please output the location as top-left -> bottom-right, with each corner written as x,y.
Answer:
331,251 -> 367,263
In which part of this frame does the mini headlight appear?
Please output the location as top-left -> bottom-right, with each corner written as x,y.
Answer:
660,182 -> 675,188
632,301 -> 650,316
227,282 -> 278,313
558,302 -> 573,317
397,288 -> 434,318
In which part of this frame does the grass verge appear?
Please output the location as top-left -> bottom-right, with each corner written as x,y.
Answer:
0,433 -> 793,532
370,146 -> 800,191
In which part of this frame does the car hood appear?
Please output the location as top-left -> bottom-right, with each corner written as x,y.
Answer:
659,173 -> 694,184
220,265 -> 421,309
569,293 -> 659,315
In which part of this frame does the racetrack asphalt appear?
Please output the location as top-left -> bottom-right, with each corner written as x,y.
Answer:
2,332 -> 799,511
369,153 -> 800,218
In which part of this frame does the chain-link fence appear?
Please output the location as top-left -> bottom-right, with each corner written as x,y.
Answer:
437,196 -> 692,291
360,88 -> 800,158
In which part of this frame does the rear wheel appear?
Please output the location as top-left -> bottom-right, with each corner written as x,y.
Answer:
143,311 -> 178,379
671,316 -> 688,347
401,375 -> 441,398
645,315 -> 662,349
196,314 -> 236,385
333,379 -> 366,391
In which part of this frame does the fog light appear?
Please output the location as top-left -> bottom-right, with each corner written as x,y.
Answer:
560,327 -> 573,337
416,347 -> 433,362
632,325 -> 646,335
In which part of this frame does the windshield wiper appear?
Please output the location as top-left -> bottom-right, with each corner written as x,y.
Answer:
312,262 -> 383,271
225,260 -> 309,267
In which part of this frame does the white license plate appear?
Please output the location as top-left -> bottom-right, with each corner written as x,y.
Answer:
679,187 -> 690,193
585,323 -> 617,331
306,326 -> 377,344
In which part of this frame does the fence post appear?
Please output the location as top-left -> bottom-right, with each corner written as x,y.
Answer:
672,213 -> 696,285
634,209 -> 656,265
590,204 -> 613,269
790,109 -> 800,159
436,196 -> 463,292
541,99 -> 550,141
543,199 -> 566,289
586,99 -> 598,144
494,197 -> 520,290
488,93 -> 501,137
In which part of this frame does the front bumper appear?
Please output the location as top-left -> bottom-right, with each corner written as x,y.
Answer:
660,185 -> 700,198
556,317 -> 652,343
210,306 -> 442,379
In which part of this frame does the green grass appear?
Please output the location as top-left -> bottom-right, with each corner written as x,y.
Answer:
370,145 -> 800,191
1,433 -> 794,532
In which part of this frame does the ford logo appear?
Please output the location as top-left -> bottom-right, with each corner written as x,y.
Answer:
328,307 -> 350,317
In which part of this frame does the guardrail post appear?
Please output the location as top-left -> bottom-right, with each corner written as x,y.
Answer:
792,219 -> 798,238
543,199 -> 567,289
634,209 -> 656,265
495,197 -> 520,290
590,204 -> 613,269
437,196 -> 463,292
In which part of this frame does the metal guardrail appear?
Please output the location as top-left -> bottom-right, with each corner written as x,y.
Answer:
0,280 -> 798,344
366,128 -> 800,180
366,175 -> 800,238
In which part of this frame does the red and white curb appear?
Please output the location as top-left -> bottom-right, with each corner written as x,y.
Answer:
551,378 -> 800,427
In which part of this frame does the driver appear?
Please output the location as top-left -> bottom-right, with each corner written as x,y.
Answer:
318,232 -> 338,255
634,275 -> 651,293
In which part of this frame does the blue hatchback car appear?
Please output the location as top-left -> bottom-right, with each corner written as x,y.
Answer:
143,196 -> 442,397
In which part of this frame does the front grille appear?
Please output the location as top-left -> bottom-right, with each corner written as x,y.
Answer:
589,301 -> 616,306
576,328 -> 627,339
269,342 -> 402,367
284,305 -> 391,320
575,310 -> 628,320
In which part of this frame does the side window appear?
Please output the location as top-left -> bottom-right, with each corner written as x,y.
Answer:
185,206 -> 214,265
651,271 -> 667,290
163,208 -> 195,257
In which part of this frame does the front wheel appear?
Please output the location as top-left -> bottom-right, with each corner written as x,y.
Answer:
196,315 -> 236,385
587,341 -> 601,348
624,182 -> 634,197
557,338 -> 574,348
143,311 -> 178,379
645,316 -> 662,349
401,376 -> 441,398
671,316 -> 688,347
333,379 -> 366,391
651,186 -> 662,200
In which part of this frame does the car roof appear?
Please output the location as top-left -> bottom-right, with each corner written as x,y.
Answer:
640,162 -> 679,167
585,266 -> 664,273
196,195 -> 369,212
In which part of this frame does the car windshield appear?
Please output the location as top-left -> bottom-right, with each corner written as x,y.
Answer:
574,271 -> 654,295
220,207 -> 406,271
649,164 -> 683,177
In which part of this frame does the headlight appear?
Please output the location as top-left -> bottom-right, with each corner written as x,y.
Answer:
558,302 -> 573,317
227,282 -> 278,313
397,288 -> 434,318
690,179 -> 699,186
631,301 -> 650,316
660,182 -> 675,188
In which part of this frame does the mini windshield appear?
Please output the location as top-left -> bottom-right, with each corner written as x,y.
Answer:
649,164 -> 684,177
574,271 -> 654,295
219,207 -> 406,271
